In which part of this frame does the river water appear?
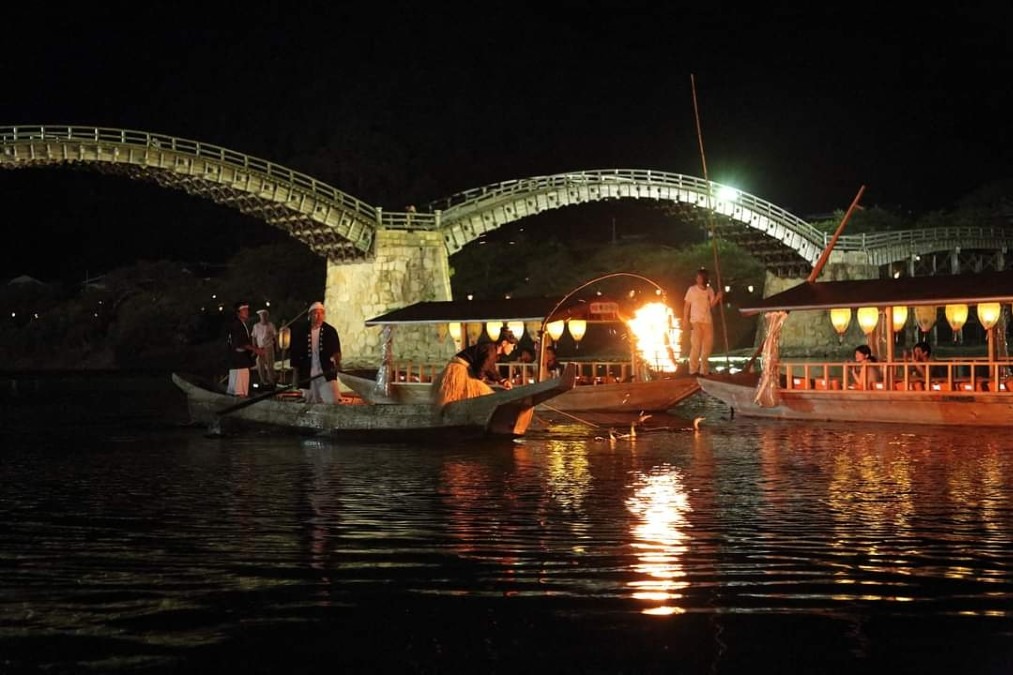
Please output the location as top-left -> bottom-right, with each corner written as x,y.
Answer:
1,373 -> 1011,674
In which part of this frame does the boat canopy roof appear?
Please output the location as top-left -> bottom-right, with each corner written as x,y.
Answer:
365,295 -> 639,326
738,271 -> 1013,316
366,297 -> 562,326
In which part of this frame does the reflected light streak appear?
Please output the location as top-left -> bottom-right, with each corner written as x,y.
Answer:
625,466 -> 692,615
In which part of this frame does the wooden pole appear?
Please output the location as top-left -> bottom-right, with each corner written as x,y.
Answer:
807,185 -> 866,283
690,74 -> 732,371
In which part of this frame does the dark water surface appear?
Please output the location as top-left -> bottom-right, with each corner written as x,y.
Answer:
1,374 -> 1011,674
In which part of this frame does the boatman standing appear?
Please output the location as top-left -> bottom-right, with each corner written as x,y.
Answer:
290,301 -> 343,404
251,308 -> 278,388
226,301 -> 263,397
683,268 -> 722,376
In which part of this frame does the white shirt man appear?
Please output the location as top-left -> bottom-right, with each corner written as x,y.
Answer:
251,309 -> 278,386
683,269 -> 722,375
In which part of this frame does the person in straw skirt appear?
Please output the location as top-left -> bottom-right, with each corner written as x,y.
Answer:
432,330 -> 518,409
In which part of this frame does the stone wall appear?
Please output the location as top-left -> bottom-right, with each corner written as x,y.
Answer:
758,251 -> 880,358
324,229 -> 457,369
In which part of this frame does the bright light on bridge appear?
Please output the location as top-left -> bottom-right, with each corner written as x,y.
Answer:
715,185 -> 740,202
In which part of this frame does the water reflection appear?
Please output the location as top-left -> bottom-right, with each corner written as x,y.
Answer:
625,464 -> 691,615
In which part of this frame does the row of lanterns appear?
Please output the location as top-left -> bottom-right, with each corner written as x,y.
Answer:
829,303 -> 1002,337
438,318 -> 588,345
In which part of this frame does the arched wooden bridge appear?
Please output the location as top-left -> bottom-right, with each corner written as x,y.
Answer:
3,125 -> 1012,273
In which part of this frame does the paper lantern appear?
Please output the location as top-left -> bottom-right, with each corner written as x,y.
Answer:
448,322 -> 462,343
977,302 -> 1001,330
507,321 -> 525,340
486,321 -> 502,341
436,323 -> 448,342
466,322 -> 483,343
891,306 -> 908,332
829,308 -> 852,336
944,304 -> 968,332
856,307 -> 879,335
525,320 -> 541,339
914,306 -> 937,333
567,319 -> 587,344
277,326 -> 291,351
546,320 -> 565,342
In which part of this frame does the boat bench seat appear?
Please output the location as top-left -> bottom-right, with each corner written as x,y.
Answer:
812,377 -> 841,391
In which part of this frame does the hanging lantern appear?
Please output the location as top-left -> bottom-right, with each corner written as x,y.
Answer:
944,304 -> 968,332
977,302 -> 1001,330
545,320 -> 565,342
436,323 -> 448,342
486,321 -> 502,341
277,326 -> 291,351
914,306 -> 937,334
466,322 -> 483,344
891,306 -> 908,333
568,319 -> 587,345
856,307 -> 879,335
525,320 -> 541,339
448,322 -> 462,343
507,321 -> 525,340
829,308 -> 852,338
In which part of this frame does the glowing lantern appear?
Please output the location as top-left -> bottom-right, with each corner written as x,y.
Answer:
914,306 -> 937,334
545,320 -> 565,342
466,322 -> 483,344
507,321 -> 525,340
277,326 -> 291,351
944,304 -> 968,332
486,321 -> 502,341
436,323 -> 448,342
856,307 -> 879,335
891,306 -> 908,332
977,302 -> 1001,330
448,322 -> 462,343
829,308 -> 852,337
567,319 -> 587,345
524,320 -> 541,339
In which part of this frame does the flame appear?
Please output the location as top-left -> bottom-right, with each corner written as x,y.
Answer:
627,302 -> 681,373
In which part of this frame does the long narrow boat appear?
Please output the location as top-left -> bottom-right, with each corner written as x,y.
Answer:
340,371 -> 698,413
697,271 -> 1013,426
172,364 -> 576,440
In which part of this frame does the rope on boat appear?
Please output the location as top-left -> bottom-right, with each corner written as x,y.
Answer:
538,404 -> 602,428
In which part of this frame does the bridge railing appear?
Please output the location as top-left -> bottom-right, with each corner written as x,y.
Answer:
432,168 -> 828,247
833,226 -> 1013,251
0,125 -> 377,221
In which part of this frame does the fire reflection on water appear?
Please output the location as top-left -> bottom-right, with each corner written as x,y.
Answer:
625,465 -> 692,615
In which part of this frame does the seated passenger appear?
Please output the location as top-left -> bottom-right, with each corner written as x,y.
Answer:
907,341 -> 932,390
848,345 -> 881,389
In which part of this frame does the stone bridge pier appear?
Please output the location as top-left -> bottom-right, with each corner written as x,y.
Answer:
325,229 -> 456,369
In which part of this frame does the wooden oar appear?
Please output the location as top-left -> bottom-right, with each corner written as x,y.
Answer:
207,371 -> 330,435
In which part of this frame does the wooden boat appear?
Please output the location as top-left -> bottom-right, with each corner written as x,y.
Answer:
697,270 -> 1013,427
340,370 -> 698,413
172,364 -> 576,440
360,290 -> 700,414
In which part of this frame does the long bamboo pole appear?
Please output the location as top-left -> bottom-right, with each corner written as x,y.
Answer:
807,185 -> 866,283
690,74 -> 732,371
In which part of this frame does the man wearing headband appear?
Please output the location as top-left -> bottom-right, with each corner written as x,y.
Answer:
432,329 -> 517,408
226,302 -> 263,397
290,301 -> 343,403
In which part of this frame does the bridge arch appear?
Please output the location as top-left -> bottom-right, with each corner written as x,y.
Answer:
432,169 -> 827,271
0,125 -> 379,260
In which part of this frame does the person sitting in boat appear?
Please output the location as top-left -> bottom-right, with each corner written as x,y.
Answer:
432,330 -> 518,408
847,344 -> 882,389
907,341 -> 932,390
543,345 -> 562,378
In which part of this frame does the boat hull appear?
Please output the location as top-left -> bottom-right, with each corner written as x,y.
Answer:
174,366 -> 575,440
339,373 -> 699,413
698,377 -> 1013,427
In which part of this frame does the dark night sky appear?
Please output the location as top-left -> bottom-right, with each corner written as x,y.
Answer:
2,3 -> 1011,283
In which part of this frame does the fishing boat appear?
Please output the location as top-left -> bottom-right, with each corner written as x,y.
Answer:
349,280 -> 700,414
697,270 -> 1013,426
172,364 -> 576,440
